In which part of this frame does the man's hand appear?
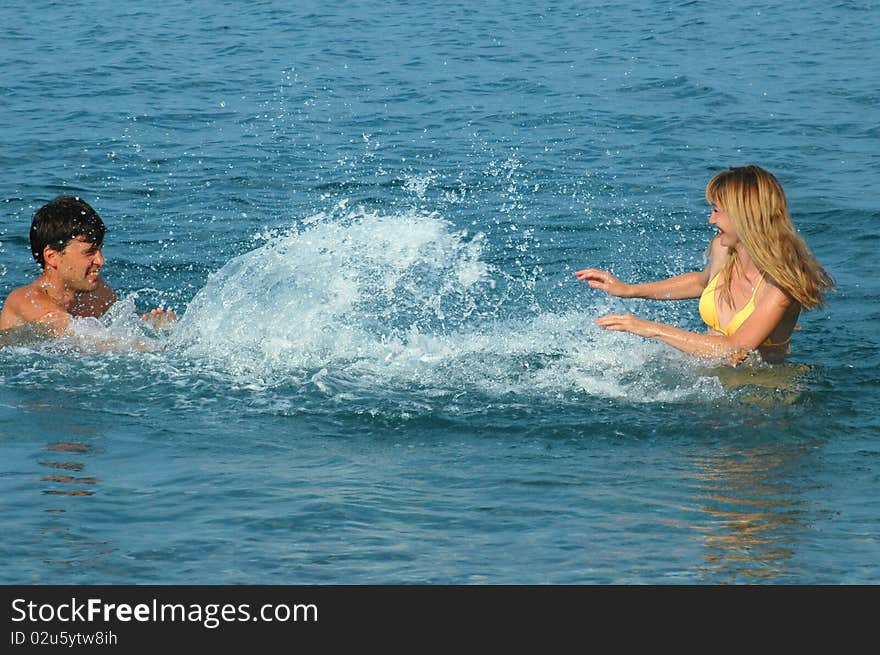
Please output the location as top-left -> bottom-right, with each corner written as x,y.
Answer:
141,308 -> 177,329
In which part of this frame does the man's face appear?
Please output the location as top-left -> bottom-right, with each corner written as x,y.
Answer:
52,235 -> 105,292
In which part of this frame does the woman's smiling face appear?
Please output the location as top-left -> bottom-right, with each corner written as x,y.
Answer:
709,202 -> 738,248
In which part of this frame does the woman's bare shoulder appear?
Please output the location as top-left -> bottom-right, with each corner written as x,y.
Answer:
761,272 -> 797,309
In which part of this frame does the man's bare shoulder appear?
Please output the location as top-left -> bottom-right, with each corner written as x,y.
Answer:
0,282 -> 67,329
0,284 -> 38,327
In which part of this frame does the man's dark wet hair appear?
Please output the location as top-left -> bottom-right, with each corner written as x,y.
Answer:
30,196 -> 106,269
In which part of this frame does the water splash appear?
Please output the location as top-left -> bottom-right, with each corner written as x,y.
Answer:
0,209 -> 731,406
173,208 -> 489,370
169,208 -> 722,403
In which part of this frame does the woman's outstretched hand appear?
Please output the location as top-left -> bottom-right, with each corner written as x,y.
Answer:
573,268 -> 631,297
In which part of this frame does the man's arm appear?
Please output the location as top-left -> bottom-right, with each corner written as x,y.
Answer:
0,286 -> 71,336
0,321 -> 56,347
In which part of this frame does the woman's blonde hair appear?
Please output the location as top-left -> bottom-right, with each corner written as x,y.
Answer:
705,165 -> 834,309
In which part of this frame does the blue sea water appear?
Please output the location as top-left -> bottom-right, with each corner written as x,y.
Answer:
1,0 -> 878,584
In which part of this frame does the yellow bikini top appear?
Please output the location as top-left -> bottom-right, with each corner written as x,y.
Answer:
699,271 -> 790,348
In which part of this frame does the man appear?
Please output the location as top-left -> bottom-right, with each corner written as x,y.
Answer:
0,195 -> 174,339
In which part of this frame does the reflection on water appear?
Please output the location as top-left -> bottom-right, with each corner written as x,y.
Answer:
41,442 -> 96,499
708,363 -> 812,406
691,445 -> 815,582
36,441 -> 109,567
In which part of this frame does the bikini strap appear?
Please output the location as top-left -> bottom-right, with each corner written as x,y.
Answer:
750,272 -> 766,300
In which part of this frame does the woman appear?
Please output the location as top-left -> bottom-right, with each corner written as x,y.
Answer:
575,165 -> 834,365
